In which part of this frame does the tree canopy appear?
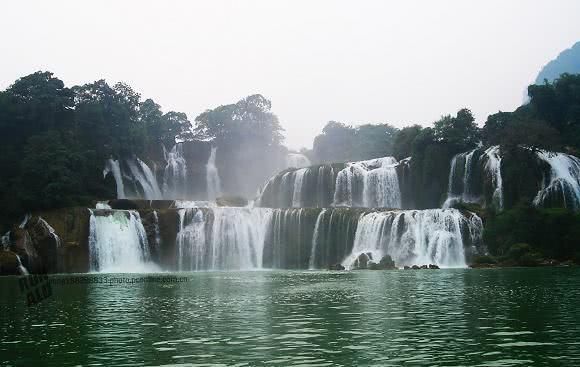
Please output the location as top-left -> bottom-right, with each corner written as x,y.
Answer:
0,71 -> 193,223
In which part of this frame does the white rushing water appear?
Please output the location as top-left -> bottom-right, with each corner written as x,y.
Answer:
177,207 -> 272,270
291,168 -> 308,207
88,210 -> 158,273
103,159 -> 126,199
163,143 -> 188,198
341,209 -> 481,269
484,146 -> 504,209
206,146 -> 222,201
286,153 -> 311,168
38,217 -> 61,248
533,151 -> 580,210
126,157 -> 163,200
444,146 -> 503,209
444,149 -> 478,207
333,157 -> 401,208
308,209 -> 327,270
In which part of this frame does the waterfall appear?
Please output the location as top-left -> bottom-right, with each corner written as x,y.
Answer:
484,146 -> 503,209
308,209 -> 326,269
103,159 -> 126,199
256,164 -> 341,208
88,209 -> 157,273
206,146 -> 222,201
152,210 -> 161,253
287,153 -> 311,168
126,158 -> 163,200
444,146 -> 503,209
533,151 -> 580,210
334,157 -> 401,208
15,255 -> 29,275
176,207 -> 272,270
444,149 -> 478,207
177,209 -> 207,271
291,168 -> 308,207
38,217 -> 61,248
341,209 -> 481,269
1,231 -> 10,251
257,156 -> 402,209
163,143 -> 188,198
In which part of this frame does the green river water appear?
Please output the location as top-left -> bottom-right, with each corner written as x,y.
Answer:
1,268 -> 579,366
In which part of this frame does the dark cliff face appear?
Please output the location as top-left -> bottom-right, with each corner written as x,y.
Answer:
0,208 -> 91,275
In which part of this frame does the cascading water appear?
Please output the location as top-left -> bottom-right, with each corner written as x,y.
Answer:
533,151 -> 580,210
163,143 -> 188,198
104,159 -> 126,199
176,207 -> 272,270
308,209 -> 327,269
444,146 -> 503,209
177,208 -> 207,271
126,157 -> 163,200
341,209 -> 482,269
286,153 -> 311,168
152,210 -> 161,253
444,149 -> 479,207
206,146 -> 222,201
484,146 -> 503,209
38,217 -> 61,248
88,209 -> 157,273
291,169 -> 308,207
257,156 -> 402,209
333,157 -> 401,208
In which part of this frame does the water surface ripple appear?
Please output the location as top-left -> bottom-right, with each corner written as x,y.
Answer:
1,268 -> 580,366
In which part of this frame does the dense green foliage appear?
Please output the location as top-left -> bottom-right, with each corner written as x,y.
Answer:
0,71 -> 192,225
483,204 -> 580,264
312,122 -> 397,163
193,94 -> 287,196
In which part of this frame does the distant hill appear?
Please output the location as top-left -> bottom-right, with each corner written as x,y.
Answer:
535,41 -> 580,84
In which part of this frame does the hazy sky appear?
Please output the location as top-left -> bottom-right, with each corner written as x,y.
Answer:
1,1 -> 580,149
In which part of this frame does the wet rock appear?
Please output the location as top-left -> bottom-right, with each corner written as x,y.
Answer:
404,265 -> 411,270
368,255 -> 397,270
540,259 -> 559,266
0,250 -> 21,275
109,199 -> 139,210
428,264 -> 440,269
10,227 -> 40,273
411,265 -> 420,270
328,263 -> 346,271
216,196 -> 248,207
26,217 -> 61,273
420,264 -> 429,269
353,252 -> 373,270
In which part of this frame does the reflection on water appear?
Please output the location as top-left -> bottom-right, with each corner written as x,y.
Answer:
1,268 -> 580,366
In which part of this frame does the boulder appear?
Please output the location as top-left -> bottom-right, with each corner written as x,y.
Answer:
26,217 -> 61,273
368,255 -> 397,270
428,264 -> 440,269
10,227 -> 40,273
0,250 -> 22,275
378,255 -> 396,269
328,263 -> 346,271
411,265 -> 420,270
420,264 -> 428,269
353,252 -> 373,270
404,265 -> 411,270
